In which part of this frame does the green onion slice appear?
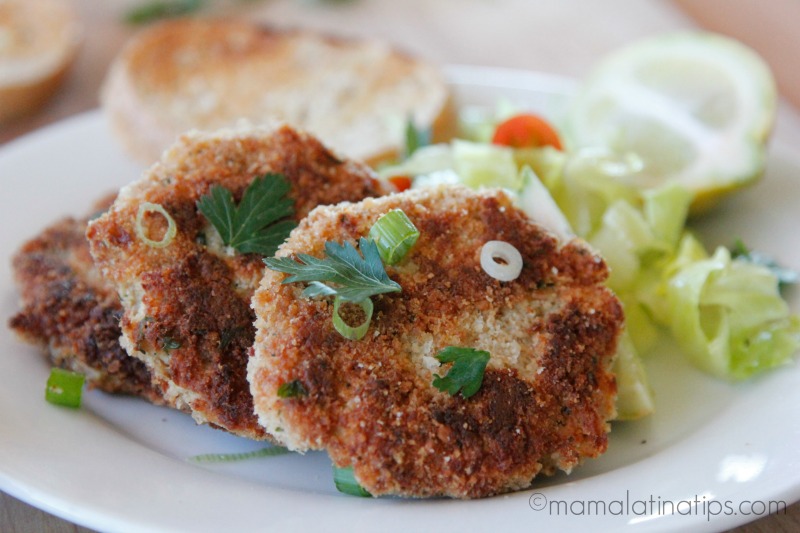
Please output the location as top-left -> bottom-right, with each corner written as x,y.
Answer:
189,446 -> 290,463
333,466 -> 372,497
368,209 -> 419,265
135,202 -> 177,248
45,368 -> 85,408
332,296 -> 373,340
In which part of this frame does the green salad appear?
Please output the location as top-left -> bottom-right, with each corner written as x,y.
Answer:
381,32 -> 800,420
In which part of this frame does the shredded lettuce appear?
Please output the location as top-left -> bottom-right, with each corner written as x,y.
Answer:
613,331 -> 656,420
666,247 -> 800,379
451,140 -> 520,190
513,146 -> 566,190
643,185 -> 692,249
379,143 -> 453,179
517,166 -> 573,241
458,99 -> 522,143
584,182 -> 692,354
378,129 -> 799,390
551,148 -> 644,237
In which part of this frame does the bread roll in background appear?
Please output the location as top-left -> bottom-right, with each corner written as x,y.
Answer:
101,18 -> 455,166
0,0 -> 81,123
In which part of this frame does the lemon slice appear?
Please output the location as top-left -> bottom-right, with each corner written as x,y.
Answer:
564,32 -> 777,212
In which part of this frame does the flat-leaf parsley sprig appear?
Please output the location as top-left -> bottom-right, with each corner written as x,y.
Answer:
197,173 -> 296,257
265,210 -> 419,341
264,237 -> 402,340
432,347 -> 491,398
265,237 -> 401,303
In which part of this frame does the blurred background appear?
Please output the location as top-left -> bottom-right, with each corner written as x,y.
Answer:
1,0 -> 798,531
2,0 -> 799,145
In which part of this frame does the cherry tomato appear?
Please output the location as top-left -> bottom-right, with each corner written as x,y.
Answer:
491,113 -> 562,150
388,175 -> 413,192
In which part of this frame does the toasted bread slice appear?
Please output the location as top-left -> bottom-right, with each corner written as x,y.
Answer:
0,0 -> 81,123
101,18 -> 454,166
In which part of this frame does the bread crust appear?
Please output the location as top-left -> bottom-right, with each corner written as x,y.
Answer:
249,186 -> 623,498
102,18 -> 452,165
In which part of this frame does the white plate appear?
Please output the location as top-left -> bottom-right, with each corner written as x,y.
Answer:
0,65 -> 798,533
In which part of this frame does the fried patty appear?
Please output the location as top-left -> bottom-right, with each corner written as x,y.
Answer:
249,185 -> 623,498
87,125 -> 390,440
9,196 -> 164,403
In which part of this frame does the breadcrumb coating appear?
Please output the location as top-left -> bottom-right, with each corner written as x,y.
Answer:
249,185 -> 623,498
87,124 -> 390,439
9,196 -> 164,403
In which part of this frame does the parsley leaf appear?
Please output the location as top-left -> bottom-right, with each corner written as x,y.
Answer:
731,239 -> 799,289
197,173 -> 296,257
432,347 -> 491,399
277,380 -> 307,398
264,237 -> 401,302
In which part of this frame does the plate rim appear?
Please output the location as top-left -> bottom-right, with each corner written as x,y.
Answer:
0,64 -> 798,533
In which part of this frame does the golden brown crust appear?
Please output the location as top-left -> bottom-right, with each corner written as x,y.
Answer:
250,186 -> 622,498
87,124 -> 390,439
8,196 -> 164,403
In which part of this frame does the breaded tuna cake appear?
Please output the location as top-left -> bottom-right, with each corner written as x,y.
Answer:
87,124 -> 390,439
249,185 -> 623,498
9,196 -> 164,404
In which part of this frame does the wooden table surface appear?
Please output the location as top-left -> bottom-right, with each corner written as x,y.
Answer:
1,0 -> 798,531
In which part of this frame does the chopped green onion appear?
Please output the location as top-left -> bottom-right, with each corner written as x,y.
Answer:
45,368 -> 85,408
332,296 -> 373,340
160,336 -> 181,351
333,466 -> 371,497
405,117 -> 431,159
480,240 -> 523,282
124,0 -> 204,25
368,209 -> 419,265
277,379 -> 307,398
135,202 -> 177,248
189,446 -> 290,463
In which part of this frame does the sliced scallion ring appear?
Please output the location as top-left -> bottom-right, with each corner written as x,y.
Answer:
135,202 -> 177,248
368,209 -> 419,265
333,466 -> 372,497
332,296 -> 373,340
480,240 -> 523,281
45,368 -> 85,408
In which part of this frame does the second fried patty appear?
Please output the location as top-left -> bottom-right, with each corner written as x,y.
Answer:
9,196 -> 164,403
87,124 -> 390,439
249,185 -> 623,498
